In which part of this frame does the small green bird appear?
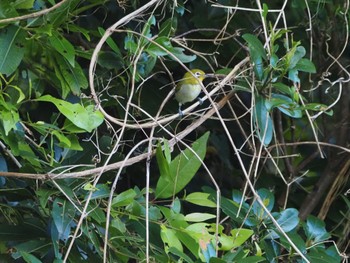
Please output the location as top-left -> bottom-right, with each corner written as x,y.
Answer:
175,69 -> 206,115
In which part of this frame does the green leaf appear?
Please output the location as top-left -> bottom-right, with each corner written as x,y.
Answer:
267,94 -> 302,118
36,95 -> 104,132
65,134 -> 83,150
307,250 -> 340,263
111,216 -> 126,233
279,231 -> 306,254
294,58 -> 316,73
9,84 -> 26,103
49,31 -> 76,67
202,241 -> 216,262
262,3 -> 269,19
147,36 -> 172,56
219,197 -> 252,225
300,103 -> 333,115
229,229 -> 254,248
253,95 -> 273,145
52,130 -> 71,148
171,46 -> 196,63
304,215 -> 330,243
86,184 -> 110,200
0,25 -> 26,76
252,188 -> 274,220
20,252 -> 42,263
81,224 -> 103,257
112,189 -> 137,207
160,224 -> 183,253
276,208 -> 299,232
168,247 -> 194,263
184,213 -> 216,222
289,46 -> 306,69
237,256 -> 266,263
242,33 -> 267,80
156,142 -> 171,181
185,192 -> 217,208
52,198 -> 76,241
54,54 -> 88,96
242,34 -> 267,60
14,0 -> 35,9
155,132 -> 210,198
163,139 -> 172,164
98,27 -> 122,56
159,17 -> 178,37
288,68 -> 300,83
0,110 -> 19,136
97,51 -> 124,70
171,198 -> 181,214
147,36 -> 197,63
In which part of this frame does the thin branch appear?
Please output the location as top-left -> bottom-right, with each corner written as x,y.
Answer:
0,0 -> 70,24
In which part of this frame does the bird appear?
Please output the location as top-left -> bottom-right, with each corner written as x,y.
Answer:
175,69 -> 206,116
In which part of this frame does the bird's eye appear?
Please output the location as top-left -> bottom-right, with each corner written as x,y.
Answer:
195,71 -> 202,77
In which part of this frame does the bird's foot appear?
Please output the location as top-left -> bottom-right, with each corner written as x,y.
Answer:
197,97 -> 203,105
178,108 -> 184,118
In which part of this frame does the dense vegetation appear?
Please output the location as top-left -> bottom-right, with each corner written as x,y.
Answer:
0,0 -> 349,262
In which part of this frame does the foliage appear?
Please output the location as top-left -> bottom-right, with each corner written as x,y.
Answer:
0,0 -> 349,262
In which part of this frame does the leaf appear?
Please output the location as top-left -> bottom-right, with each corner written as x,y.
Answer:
237,256 -> 266,263
155,132 -> 209,198
294,58 -> 316,73
52,198 -> 76,242
168,247 -> 194,263
185,192 -> 217,208
242,33 -> 267,80
36,95 -> 104,132
288,68 -> 300,83
160,225 -> 183,253
253,95 -> 273,145
304,215 -> 330,243
97,51 -> 124,70
0,25 -> 26,76
279,231 -> 306,254
289,46 -> 306,69
219,197 -> 251,225
242,34 -> 267,60
52,130 -> 71,148
147,36 -> 197,63
307,250 -> 340,263
14,0 -> 35,9
230,229 -> 254,248
49,31 -> 75,67
98,27 -> 122,56
159,17 -> 178,37
0,110 -> 19,136
275,208 -> 299,232
267,94 -> 302,118
171,47 -> 197,63
252,188 -> 274,220
156,142 -> 171,181
86,184 -> 110,200
54,54 -> 88,96
0,223 -> 46,241
20,252 -> 42,263
112,189 -> 137,207
184,213 -> 216,222
0,155 -> 8,173
201,241 -> 216,262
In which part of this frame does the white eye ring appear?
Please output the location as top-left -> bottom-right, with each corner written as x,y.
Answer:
194,71 -> 202,77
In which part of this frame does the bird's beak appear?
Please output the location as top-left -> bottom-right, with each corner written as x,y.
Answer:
205,73 -> 227,79
205,73 -> 216,78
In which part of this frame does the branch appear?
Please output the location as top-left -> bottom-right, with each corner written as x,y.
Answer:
0,0 -> 69,24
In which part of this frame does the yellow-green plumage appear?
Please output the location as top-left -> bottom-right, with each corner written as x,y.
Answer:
175,69 -> 206,106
